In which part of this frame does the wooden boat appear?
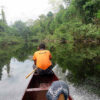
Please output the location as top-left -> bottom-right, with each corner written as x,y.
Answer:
22,72 -> 73,100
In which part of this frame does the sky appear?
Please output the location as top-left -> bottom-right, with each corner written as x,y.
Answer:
0,0 -> 52,24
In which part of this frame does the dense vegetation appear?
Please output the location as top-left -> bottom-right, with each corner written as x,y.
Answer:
24,0 -> 100,80
0,0 -> 100,91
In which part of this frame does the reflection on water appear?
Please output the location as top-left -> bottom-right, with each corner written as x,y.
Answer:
0,43 -> 36,100
0,60 -> 100,100
0,58 -> 33,100
0,43 -> 100,100
53,65 -> 100,100
51,43 -> 100,96
0,58 -> 99,100
0,43 -> 36,80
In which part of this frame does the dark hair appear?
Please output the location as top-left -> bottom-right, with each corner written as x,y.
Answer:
39,43 -> 45,49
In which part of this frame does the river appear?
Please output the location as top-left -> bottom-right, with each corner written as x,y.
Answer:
0,43 -> 100,100
54,65 -> 100,100
0,57 -> 100,100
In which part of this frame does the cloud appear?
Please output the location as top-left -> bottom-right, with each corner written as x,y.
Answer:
0,0 -> 51,24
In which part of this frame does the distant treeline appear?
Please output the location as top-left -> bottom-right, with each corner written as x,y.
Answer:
0,0 -> 100,46
28,0 -> 100,44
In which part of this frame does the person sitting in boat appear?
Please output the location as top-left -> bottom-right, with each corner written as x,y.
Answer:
46,80 -> 70,100
33,43 -> 53,75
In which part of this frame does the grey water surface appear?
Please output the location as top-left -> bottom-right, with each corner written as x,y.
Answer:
53,65 -> 100,100
0,58 -> 100,100
0,58 -> 33,100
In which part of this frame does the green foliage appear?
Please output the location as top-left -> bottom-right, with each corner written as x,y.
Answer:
0,20 -> 33,45
50,43 -> 100,80
0,20 -> 8,32
25,0 -> 100,81
74,0 -> 100,23
97,10 -> 100,19
1,9 -> 7,24
47,11 -> 53,17
0,0 -> 100,83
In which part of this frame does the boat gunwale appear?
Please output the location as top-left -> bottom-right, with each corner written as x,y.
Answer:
21,72 -> 73,100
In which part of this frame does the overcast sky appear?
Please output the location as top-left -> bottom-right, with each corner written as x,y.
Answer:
0,0 -> 52,24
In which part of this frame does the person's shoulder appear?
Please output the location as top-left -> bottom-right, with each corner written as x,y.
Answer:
45,50 -> 51,53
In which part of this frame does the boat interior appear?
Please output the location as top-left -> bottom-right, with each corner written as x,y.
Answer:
22,73 -> 58,100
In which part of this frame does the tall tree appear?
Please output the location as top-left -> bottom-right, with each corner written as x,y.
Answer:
1,8 -> 7,24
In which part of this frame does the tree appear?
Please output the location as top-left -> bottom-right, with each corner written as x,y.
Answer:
1,8 -> 7,24
74,0 -> 100,23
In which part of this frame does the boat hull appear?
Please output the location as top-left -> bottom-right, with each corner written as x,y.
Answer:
22,73 -> 58,100
22,73 -> 73,100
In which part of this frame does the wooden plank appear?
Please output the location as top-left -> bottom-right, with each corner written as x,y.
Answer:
26,87 -> 48,92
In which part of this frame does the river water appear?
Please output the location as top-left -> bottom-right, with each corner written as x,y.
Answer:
54,65 -> 100,100
0,57 -> 100,100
